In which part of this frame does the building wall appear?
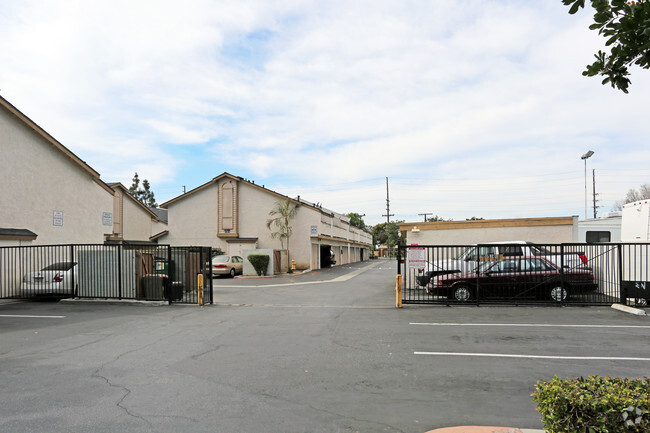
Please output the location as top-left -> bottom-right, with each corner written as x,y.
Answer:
0,105 -> 114,245
164,186 -> 219,247
402,217 -> 577,245
121,194 -> 157,241
162,175 -> 371,269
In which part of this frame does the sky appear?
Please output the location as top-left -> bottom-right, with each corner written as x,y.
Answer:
1,0 -> 649,227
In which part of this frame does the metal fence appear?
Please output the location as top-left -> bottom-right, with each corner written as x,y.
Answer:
398,243 -> 650,306
0,244 -> 213,305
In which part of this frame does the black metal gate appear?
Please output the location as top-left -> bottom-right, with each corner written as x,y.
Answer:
0,244 -> 213,305
398,243 -> 650,306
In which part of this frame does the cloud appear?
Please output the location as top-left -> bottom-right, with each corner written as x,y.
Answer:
1,0 -> 649,223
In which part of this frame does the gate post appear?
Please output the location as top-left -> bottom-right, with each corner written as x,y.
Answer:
70,244 -> 75,298
395,274 -> 403,308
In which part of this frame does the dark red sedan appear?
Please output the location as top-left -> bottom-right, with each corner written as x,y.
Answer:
426,256 -> 597,302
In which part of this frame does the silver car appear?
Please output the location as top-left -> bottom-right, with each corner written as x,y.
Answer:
21,261 -> 77,297
211,255 -> 243,278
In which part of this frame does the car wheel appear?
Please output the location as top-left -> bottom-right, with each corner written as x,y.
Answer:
229,268 -> 236,278
451,285 -> 471,302
550,285 -> 568,302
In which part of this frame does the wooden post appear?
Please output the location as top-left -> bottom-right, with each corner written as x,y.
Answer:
395,274 -> 403,308
197,273 -> 204,306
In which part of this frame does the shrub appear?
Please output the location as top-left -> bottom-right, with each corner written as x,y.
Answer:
532,376 -> 649,432
247,254 -> 270,276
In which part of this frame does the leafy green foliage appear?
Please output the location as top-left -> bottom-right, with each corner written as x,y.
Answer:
266,198 -> 298,250
346,212 -> 367,230
371,220 -> 405,251
532,375 -> 650,432
562,0 -> 650,93
128,172 -> 157,207
247,254 -> 270,276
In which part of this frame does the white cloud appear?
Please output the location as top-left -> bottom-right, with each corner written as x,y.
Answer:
1,0 -> 649,222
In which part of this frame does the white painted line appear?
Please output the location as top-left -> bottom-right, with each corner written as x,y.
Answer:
0,314 -> 65,319
410,322 -> 650,329
414,352 -> 650,361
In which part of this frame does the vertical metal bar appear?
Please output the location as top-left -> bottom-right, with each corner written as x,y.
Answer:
70,244 -> 75,297
618,243 -> 625,304
117,244 -> 123,300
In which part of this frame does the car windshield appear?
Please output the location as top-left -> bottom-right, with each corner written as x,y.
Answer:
527,243 -> 551,255
213,256 -> 230,263
42,262 -> 76,271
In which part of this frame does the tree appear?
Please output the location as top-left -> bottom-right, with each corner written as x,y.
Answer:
370,220 -> 405,255
466,216 -> 485,221
562,0 -> 650,93
128,172 -> 157,207
346,212 -> 367,230
613,182 -> 650,209
266,198 -> 298,272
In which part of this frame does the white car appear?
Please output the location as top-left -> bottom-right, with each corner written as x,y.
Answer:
21,261 -> 77,297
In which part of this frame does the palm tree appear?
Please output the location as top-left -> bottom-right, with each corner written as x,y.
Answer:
266,198 -> 298,272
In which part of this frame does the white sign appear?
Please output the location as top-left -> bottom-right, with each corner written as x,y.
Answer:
53,211 -> 63,227
102,212 -> 113,226
408,247 -> 426,269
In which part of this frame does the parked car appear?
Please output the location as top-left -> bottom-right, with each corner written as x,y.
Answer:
21,261 -> 78,297
425,256 -> 597,302
324,249 -> 336,267
211,255 -> 243,277
415,241 -> 589,286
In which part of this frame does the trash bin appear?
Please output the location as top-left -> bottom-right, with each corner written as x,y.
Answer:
142,274 -> 166,299
164,281 -> 184,301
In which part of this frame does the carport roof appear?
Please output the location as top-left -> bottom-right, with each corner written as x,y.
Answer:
0,228 -> 38,240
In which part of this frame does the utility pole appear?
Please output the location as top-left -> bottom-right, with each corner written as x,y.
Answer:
381,177 -> 394,258
418,212 -> 432,222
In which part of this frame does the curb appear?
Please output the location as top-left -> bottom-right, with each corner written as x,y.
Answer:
425,427 -> 545,433
60,298 -> 168,306
611,303 -> 647,316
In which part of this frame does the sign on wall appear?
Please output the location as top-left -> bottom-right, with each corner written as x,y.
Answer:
53,211 -> 63,227
102,212 -> 113,226
311,226 -> 318,235
407,246 -> 426,269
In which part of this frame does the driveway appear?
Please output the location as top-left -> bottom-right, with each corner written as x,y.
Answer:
1,259 -> 648,433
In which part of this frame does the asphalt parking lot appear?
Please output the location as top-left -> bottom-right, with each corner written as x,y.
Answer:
1,259 -> 648,433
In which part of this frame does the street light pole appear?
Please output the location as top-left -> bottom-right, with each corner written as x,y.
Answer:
581,150 -> 594,219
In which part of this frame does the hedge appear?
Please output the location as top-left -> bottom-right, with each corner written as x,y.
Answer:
247,254 -> 270,276
532,375 -> 649,432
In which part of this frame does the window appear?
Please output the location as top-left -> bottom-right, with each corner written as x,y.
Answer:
586,231 -> 611,243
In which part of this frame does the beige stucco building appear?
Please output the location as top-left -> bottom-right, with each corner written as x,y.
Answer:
400,216 -> 578,245
160,173 -> 372,272
105,183 -> 168,244
0,96 -> 116,246
0,96 -> 165,246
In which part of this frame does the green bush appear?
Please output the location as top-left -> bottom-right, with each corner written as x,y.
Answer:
247,254 -> 270,276
532,376 -> 649,433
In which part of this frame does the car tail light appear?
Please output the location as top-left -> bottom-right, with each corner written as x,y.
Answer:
213,264 -> 227,269
579,254 -> 588,265
53,273 -> 62,282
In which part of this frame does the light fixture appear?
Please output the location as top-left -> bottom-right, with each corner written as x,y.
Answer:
411,226 -> 420,233
581,150 -> 594,219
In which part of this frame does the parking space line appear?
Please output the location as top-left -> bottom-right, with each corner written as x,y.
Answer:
0,314 -> 65,319
414,352 -> 650,361
410,322 -> 650,329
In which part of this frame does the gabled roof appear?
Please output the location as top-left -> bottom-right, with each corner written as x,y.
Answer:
160,172 -> 329,215
108,183 -> 160,220
0,95 -> 114,195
